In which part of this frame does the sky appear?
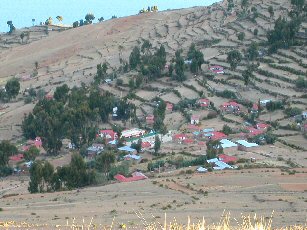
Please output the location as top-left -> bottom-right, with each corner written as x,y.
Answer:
1,0 -> 219,32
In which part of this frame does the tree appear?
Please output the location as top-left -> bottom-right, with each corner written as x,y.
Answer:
267,16 -> 302,53
242,67 -> 253,86
291,0 -> 305,12
206,140 -> 222,159
0,140 -> 17,167
56,16 -> 63,23
7,21 -> 15,34
174,50 -> 186,81
54,84 -> 69,103
98,17 -> 104,22
237,32 -> 245,41
73,21 -> 79,28
154,135 -> 161,155
95,151 -> 115,176
187,43 -> 205,74
85,13 -> 95,24
131,138 -> 142,153
268,6 -> 274,19
24,146 -> 40,161
129,46 -> 141,69
45,17 -> 53,25
241,0 -> 249,11
228,0 -> 234,11
253,28 -> 258,36
227,50 -> 242,70
5,78 -> 20,100
246,42 -> 259,60
32,18 -> 35,26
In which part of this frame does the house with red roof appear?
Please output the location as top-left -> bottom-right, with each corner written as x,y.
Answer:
141,141 -> 152,150
218,154 -> 238,164
220,101 -> 241,114
183,138 -> 194,145
245,127 -> 264,137
146,114 -> 155,125
207,131 -> 227,140
45,94 -> 53,100
166,102 -> 173,113
209,65 -> 224,74
256,123 -> 270,130
98,129 -> 118,141
197,98 -> 210,108
26,137 -> 42,149
173,133 -> 187,142
9,153 -> 24,162
191,115 -> 200,125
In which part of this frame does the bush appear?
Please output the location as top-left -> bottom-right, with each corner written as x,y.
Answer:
216,90 -> 237,99
0,166 -> 13,177
207,111 -> 218,119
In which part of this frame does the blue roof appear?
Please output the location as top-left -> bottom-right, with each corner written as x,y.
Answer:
118,146 -> 136,152
220,139 -> 237,148
193,131 -> 200,135
207,158 -> 233,170
203,128 -> 214,133
236,140 -> 259,148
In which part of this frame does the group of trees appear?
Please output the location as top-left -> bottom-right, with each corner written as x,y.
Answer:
0,78 -> 20,102
153,100 -> 167,133
22,85 -> 136,155
0,140 -> 17,176
28,153 -> 95,193
7,21 -> 15,34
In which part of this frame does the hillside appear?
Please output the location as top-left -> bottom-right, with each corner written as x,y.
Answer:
0,0 -> 307,227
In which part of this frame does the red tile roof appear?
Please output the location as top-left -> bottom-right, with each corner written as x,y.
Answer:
9,153 -> 24,161
256,123 -> 270,130
114,174 -> 147,182
166,102 -> 173,111
99,130 -> 117,140
218,154 -> 238,163
210,131 -> 227,140
183,138 -> 194,144
173,133 -> 187,140
198,98 -> 210,107
141,141 -> 151,148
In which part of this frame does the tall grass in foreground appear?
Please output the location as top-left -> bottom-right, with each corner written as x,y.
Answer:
0,212 -> 306,229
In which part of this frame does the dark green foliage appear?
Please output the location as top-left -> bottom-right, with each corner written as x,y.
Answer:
28,153 -> 95,193
131,139 -> 142,153
5,78 -> 20,100
154,135 -> 161,154
85,13 -> 95,24
24,146 -> 40,161
228,0 -> 234,11
253,28 -> 258,36
54,84 -> 69,103
295,76 -> 307,88
95,151 -> 116,175
7,21 -> 15,34
129,46 -> 141,69
174,50 -> 186,81
216,90 -> 237,99
206,140 -> 223,160
246,42 -> 259,60
266,100 -> 284,111
222,124 -> 234,135
241,0 -> 249,10
242,66 -> 254,86
73,21 -> 79,28
237,32 -> 245,41
268,6 -> 274,18
227,50 -> 242,70
267,16 -> 302,53
109,161 -> 129,179
22,86 -> 131,155
284,107 -> 303,117
95,62 -> 108,83
187,43 -> 205,74
0,140 -> 17,168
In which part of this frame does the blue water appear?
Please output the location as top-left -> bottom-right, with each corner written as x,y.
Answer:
1,0 -> 218,32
